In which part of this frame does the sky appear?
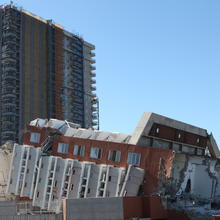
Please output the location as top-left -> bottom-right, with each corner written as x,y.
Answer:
3,0 -> 220,145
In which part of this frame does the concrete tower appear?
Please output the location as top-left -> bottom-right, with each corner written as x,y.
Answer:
0,3 -> 98,144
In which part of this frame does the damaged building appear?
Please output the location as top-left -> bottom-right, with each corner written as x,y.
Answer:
5,112 -> 220,220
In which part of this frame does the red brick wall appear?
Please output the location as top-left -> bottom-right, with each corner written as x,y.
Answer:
123,196 -> 167,219
22,125 -> 174,195
23,125 -> 47,147
123,197 -> 143,219
149,123 -> 207,148
52,136 -> 174,194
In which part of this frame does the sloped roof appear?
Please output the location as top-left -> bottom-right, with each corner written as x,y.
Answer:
30,118 -> 131,144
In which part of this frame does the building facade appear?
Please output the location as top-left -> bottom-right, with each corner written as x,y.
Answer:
6,113 -> 220,219
0,3 -> 98,144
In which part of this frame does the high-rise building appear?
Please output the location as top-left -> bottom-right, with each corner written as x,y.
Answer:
0,3 -> 98,144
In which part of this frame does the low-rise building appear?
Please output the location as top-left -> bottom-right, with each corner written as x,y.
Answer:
6,113 -> 220,219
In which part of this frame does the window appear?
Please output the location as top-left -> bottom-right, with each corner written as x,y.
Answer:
73,145 -> 85,157
71,184 -> 74,190
156,128 -> 160,134
127,152 -> 141,166
56,166 -> 60,172
57,143 -> 69,154
30,132 -> 41,143
72,169 -> 75,175
108,150 -> 121,162
90,147 -> 102,159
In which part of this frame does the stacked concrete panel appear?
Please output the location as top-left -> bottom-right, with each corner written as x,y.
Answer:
7,144 -> 144,212
7,144 -> 41,197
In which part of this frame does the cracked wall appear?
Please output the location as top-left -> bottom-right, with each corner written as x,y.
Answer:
164,153 -> 220,219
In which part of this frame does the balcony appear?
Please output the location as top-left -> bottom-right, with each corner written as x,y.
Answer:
1,57 -> 16,63
89,58 -> 96,64
5,40 -> 17,45
91,106 -> 97,112
2,74 -> 17,80
90,52 -> 95,57
92,121 -> 98,126
90,65 -> 96,71
91,92 -> 96,97
2,32 -> 16,38
91,86 -> 96,91
3,66 -> 16,72
2,102 -> 16,107
1,54 -> 16,60
90,79 -> 96,84
90,72 -> 96,77
2,93 -> 16,98
1,131 -> 16,135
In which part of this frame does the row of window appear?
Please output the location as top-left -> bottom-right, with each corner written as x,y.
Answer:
29,133 -> 141,166
57,143 -> 141,166
156,127 -> 201,143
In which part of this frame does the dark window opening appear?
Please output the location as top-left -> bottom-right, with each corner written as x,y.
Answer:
185,179 -> 191,193
72,169 -> 75,175
71,184 -> 74,190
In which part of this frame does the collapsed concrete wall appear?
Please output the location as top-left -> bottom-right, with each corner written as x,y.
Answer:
0,141 -> 14,200
164,153 -> 220,219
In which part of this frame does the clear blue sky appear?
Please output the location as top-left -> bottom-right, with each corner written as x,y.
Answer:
4,0 -> 220,145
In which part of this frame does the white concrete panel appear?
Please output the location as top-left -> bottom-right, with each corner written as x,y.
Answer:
21,147 -> 40,198
68,161 -> 83,199
65,197 -> 124,220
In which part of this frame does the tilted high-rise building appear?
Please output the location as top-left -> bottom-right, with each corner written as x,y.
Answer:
0,3 -> 98,144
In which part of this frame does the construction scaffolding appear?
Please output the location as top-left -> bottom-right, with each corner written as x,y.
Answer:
54,25 -> 64,120
61,34 -> 85,126
0,5 -> 21,144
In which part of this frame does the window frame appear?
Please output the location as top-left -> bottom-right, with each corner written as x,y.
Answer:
73,145 -> 85,157
57,143 -> 69,154
127,152 -> 141,166
108,150 -> 121,163
30,132 -> 41,143
90,147 -> 102,159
